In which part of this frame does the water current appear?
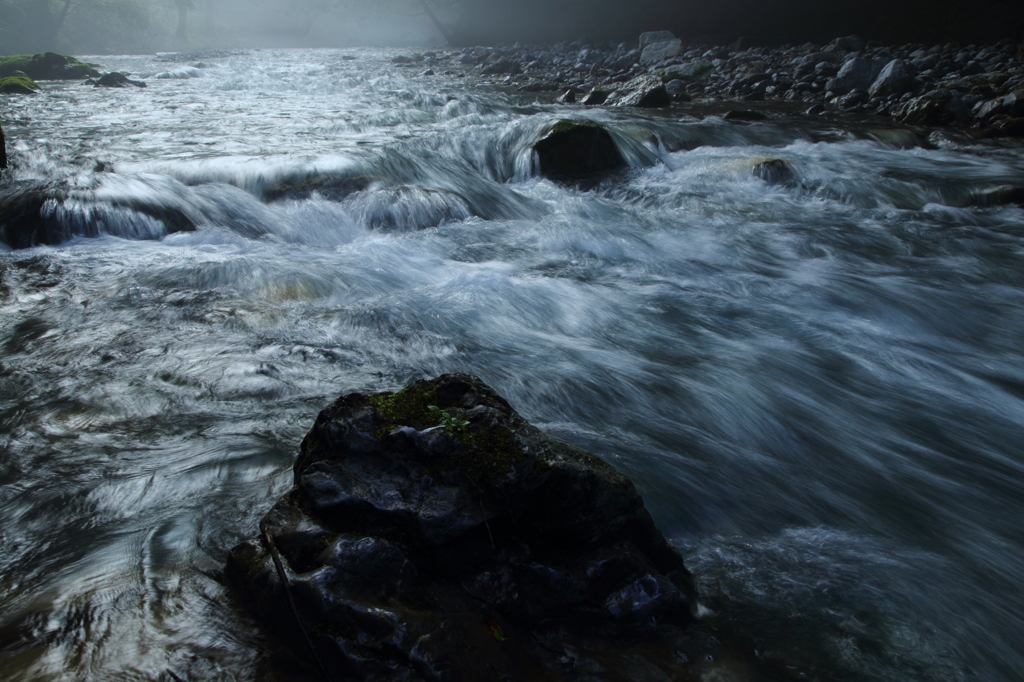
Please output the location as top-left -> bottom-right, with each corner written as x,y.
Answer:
2,49 -> 1024,682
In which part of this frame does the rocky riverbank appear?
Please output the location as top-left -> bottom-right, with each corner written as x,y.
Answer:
392,33 -> 1024,138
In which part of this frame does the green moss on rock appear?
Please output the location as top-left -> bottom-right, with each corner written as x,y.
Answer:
0,76 -> 40,94
366,380 -> 522,489
0,53 -> 100,81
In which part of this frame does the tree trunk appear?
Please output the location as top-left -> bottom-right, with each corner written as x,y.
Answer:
176,4 -> 188,41
416,0 -> 454,45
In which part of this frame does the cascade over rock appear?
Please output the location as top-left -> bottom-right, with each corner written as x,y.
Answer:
532,119 -> 626,180
226,374 -> 700,682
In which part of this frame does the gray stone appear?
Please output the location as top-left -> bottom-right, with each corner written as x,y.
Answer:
833,57 -> 879,95
641,39 -> 683,64
868,59 -> 916,99
606,75 -> 671,108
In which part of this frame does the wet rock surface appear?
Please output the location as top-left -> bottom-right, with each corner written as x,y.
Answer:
226,374 -> 701,682
0,178 -> 198,248
532,119 -> 626,181
606,75 -> 671,108
94,72 -> 147,88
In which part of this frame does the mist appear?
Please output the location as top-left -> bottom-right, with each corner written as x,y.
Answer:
2,0 -> 1022,57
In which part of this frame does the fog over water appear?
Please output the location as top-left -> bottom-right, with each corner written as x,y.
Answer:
1,24 -> 1024,682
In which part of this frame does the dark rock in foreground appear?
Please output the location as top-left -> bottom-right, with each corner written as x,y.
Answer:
226,374 -> 698,682
533,119 -> 626,181
0,123 -> 6,170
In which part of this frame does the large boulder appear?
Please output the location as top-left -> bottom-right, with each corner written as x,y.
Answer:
0,75 -> 40,95
641,39 -> 683,65
1,123 -> 6,170
832,57 -> 880,95
226,374 -> 698,682
0,53 -> 99,81
606,75 -> 671,108
533,119 -> 625,181
868,59 -> 916,99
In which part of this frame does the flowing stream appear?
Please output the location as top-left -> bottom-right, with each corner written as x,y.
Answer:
2,49 -> 1024,682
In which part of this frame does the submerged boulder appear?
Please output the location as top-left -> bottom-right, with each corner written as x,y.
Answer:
95,72 -> 147,88
751,158 -> 796,185
226,374 -> 699,682
606,75 -> 671,108
971,185 -> 1024,206
724,109 -> 768,122
0,178 -> 198,248
533,119 -> 625,181
0,52 -> 99,81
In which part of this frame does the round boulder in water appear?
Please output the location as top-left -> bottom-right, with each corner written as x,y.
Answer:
533,119 -> 625,181
95,72 -> 147,88
751,158 -> 796,185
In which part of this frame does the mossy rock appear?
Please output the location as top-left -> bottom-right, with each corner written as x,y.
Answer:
227,374 -> 698,682
533,119 -> 626,181
0,53 -> 100,81
0,76 -> 40,95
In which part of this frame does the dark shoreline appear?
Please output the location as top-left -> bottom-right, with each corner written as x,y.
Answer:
390,34 -> 1024,141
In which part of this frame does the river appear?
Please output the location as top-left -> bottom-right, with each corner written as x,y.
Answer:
1,48 -> 1023,682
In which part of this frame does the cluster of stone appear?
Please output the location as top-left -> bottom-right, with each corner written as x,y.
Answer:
392,34 -> 1024,135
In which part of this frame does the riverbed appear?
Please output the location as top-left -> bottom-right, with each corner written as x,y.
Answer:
1,48 -> 1024,682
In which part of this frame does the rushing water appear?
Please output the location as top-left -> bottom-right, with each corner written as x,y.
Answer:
1,48 -> 1024,682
